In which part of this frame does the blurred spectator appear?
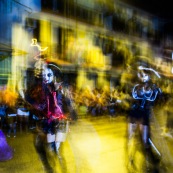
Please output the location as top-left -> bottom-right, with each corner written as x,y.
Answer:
6,106 -> 17,138
28,110 -> 36,130
107,91 -> 117,117
0,103 -> 7,130
17,101 -> 30,133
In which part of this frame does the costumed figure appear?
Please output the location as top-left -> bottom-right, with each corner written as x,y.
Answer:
22,56 -> 72,161
41,63 -> 69,157
0,130 -> 13,161
24,59 -> 70,159
19,40 -> 75,171
128,65 -> 162,169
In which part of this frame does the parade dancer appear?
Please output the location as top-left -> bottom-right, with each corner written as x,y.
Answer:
24,60 -> 70,159
18,40 -> 75,172
127,65 -> 162,171
41,63 -> 69,157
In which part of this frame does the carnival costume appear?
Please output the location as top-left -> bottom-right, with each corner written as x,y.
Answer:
25,62 -> 70,157
128,65 -> 162,166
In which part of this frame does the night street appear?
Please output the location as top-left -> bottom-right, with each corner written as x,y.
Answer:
1,1 -> 173,173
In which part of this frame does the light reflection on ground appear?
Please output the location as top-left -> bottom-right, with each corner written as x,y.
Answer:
0,108 -> 173,173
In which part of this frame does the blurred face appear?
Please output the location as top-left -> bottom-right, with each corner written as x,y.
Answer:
42,68 -> 54,84
138,71 -> 150,83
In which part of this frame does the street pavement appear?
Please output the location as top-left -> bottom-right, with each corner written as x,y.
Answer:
0,109 -> 173,173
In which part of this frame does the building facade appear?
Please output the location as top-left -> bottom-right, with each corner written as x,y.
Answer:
0,0 -> 171,93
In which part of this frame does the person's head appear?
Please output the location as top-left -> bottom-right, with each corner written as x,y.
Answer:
137,69 -> 150,83
137,65 -> 161,83
42,63 -> 62,84
42,67 -> 54,84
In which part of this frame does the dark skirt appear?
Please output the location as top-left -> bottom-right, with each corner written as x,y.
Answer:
129,108 -> 151,126
0,130 -> 13,161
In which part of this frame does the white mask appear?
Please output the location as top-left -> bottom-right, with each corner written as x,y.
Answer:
138,71 -> 150,83
42,68 -> 54,84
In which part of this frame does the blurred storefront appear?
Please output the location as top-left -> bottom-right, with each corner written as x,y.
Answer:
0,43 -> 12,86
0,0 -> 171,95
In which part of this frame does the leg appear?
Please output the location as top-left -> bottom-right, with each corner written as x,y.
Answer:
140,124 -> 160,171
24,116 -> 29,133
127,123 -> 138,170
35,131 -> 54,173
55,141 -> 62,159
128,123 -> 137,141
140,124 -> 149,147
17,115 -> 23,133
7,124 -> 12,137
46,133 -> 55,153
55,141 -> 61,152
13,123 -> 17,137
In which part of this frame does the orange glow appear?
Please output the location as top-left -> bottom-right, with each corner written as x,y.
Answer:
0,89 -> 18,106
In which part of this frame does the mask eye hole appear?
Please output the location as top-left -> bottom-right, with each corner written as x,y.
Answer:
47,73 -> 53,77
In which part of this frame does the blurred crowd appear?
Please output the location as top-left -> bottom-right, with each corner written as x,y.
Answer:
74,86 -> 130,117
0,99 -> 35,138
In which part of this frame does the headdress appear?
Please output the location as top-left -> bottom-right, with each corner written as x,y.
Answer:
137,66 -> 161,83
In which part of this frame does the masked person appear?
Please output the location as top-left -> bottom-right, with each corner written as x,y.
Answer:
127,65 -> 162,170
41,63 -> 69,157
24,60 -> 72,160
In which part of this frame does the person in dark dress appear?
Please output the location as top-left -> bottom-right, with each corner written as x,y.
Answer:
127,65 -> 162,171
